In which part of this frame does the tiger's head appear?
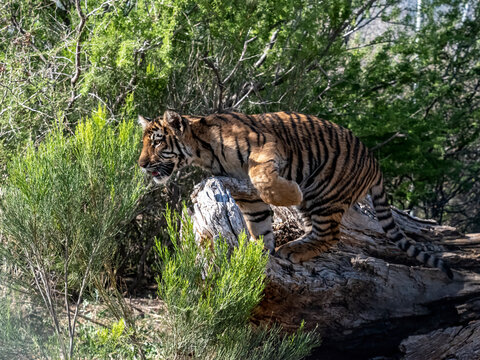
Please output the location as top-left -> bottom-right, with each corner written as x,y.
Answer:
138,110 -> 192,185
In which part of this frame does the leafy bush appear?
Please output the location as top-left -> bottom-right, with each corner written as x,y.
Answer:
0,106 -> 145,358
74,318 -> 140,359
156,208 -> 320,359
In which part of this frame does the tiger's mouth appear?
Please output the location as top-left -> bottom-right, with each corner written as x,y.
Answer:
148,162 -> 176,184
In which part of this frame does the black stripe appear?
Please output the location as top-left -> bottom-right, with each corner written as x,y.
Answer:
235,137 -> 244,167
305,115 -> 321,171
391,233 -> 403,242
272,113 -> 289,144
377,213 -> 392,221
249,212 -> 272,223
218,127 -> 226,160
224,113 -> 261,137
235,198 -> 263,203
312,225 -> 338,235
273,115 -> 292,180
311,219 -> 336,226
173,137 -> 187,159
372,190 -> 385,202
245,210 -> 271,217
260,230 -> 272,237
310,206 -> 345,217
383,221 -> 396,232
288,114 -> 305,183
191,128 -> 227,175
302,125 -> 341,198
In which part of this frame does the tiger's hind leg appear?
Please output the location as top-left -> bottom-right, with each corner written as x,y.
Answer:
235,198 -> 275,254
275,207 -> 344,263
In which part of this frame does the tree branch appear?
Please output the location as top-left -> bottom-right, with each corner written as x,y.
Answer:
202,56 -> 225,112
254,29 -> 279,68
67,0 -> 87,110
371,132 -> 407,151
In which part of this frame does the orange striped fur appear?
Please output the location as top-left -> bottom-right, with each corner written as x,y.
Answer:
138,111 -> 453,279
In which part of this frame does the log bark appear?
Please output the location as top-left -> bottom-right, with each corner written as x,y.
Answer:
189,177 -> 480,359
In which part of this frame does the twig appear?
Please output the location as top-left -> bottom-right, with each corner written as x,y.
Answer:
67,0 -> 87,110
202,57 -> 225,112
371,132 -> 406,151
69,310 -> 109,328
64,236 -> 73,359
223,32 -> 257,83
10,12 -> 48,65
254,29 -> 279,68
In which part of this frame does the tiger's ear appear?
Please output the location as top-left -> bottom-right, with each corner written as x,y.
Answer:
164,110 -> 187,135
138,115 -> 150,131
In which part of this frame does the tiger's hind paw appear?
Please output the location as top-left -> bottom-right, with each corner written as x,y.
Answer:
275,242 -> 313,263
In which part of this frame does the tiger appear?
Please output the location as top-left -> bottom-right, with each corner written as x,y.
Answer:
138,110 -> 453,279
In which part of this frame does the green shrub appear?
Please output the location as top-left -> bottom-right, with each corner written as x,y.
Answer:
156,208 -> 320,359
0,106 -> 145,358
74,318 -> 140,359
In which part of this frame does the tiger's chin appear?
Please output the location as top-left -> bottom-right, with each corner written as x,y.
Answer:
153,175 -> 171,185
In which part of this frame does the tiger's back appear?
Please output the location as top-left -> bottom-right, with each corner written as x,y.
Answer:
138,110 -> 453,278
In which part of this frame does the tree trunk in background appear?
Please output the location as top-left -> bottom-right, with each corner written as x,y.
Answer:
189,177 -> 480,359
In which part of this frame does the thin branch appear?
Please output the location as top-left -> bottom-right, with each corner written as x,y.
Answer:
371,132 -> 406,151
232,83 -> 254,108
69,240 -> 103,358
254,29 -> 279,69
202,57 -> 224,112
64,236 -> 73,359
69,309 -> 108,328
223,33 -> 257,83
10,12 -> 48,65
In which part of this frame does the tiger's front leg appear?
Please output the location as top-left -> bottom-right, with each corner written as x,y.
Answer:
235,198 -> 275,253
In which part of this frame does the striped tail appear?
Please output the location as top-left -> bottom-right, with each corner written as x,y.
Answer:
370,176 -> 453,279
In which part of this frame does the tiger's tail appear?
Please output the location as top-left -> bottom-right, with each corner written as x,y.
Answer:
370,176 -> 453,279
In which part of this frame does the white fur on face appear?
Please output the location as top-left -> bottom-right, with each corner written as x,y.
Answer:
153,175 -> 170,185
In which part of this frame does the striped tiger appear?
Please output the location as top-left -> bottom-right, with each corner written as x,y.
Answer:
138,110 -> 453,279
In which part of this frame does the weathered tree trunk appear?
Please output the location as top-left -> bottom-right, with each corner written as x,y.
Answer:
189,177 -> 480,359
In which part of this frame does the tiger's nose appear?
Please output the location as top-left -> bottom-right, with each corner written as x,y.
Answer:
138,157 -> 149,169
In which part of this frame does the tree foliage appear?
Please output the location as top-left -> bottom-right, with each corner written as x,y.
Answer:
1,0 -> 478,230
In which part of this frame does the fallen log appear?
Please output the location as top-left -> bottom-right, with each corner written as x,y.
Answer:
189,177 -> 480,359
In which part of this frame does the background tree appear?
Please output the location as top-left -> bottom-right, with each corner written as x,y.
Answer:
2,0 -> 478,231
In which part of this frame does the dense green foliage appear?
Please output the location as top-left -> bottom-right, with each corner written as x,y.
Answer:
156,208 -> 319,359
0,106 -> 144,291
1,0 -> 478,229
